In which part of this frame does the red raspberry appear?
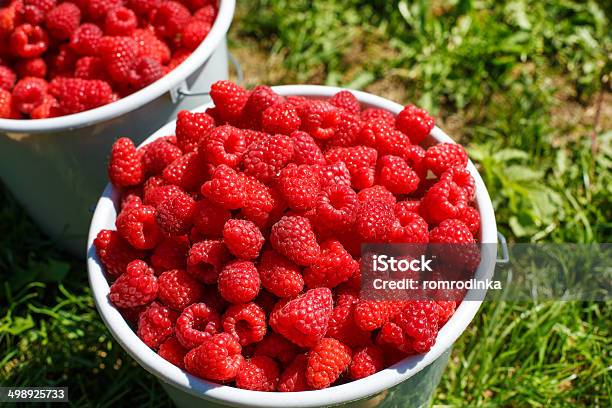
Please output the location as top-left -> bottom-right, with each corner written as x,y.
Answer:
401,144 -> 427,179
270,216 -> 321,266
143,182 -> 182,209
285,95 -> 307,106
87,0 -> 124,20
180,18 -> 211,50
276,164 -> 320,211
176,302 -> 221,349
12,77 -> 47,114
10,24 -> 49,58
314,162 -> 351,188
377,155 -> 419,195
131,56 -> 163,89
298,100 -> 340,140
0,3 -> 19,36
395,199 -> 421,217
314,183 -> 358,232
329,90 -> 360,115
306,338 -> 352,389
156,190 -> 196,236
198,125 -> 246,168
193,3 -> 216,23
22,0 -> 57,25
15,57 -> 46,78
29,94 -> 60,118
254,332 -> 298,365
70,23 -> 103,56
94,229 -> 145,278
436,300 -> 456,325
378,301 -> 439,353
116,204 -> 162,249
45,2 -> 80,40
184,333 -> 243,382
137,301 -> 178,349
291,130 -> 326,166
141,138 -> 182,175
200,164 -> 245,209
158,336 -> 187,369
120,191 -> 143,212
126,0 -> 160,16
97,36 -> 137,84
242,134 -> 294,184
192,199 -> 230,238
355,200 -> 395,243
262,102 -> 301,135
429,218 -> 475,244
152,1 -> 190,38
357,185 -> 396,206
360,108 -> 395,126
254,290 -> 277,315
304,240 -> 358,289
162,152 -> 210,192
222,219 -> 264,260
440,166 -> 475,200
257,250 -> 303,298
48,77 -> 113,114
455,206 -> 480,236
150,235 -> 190,273
269,288 -> 333,347
326,298 -> 372,348
278,354 -> 309,392
209,80 -> 249,123
424,143 -> 468,177
325,146 -> 378,190
47,44 -> 78,77
166,47 -> 190,70
201,286 -> 229,313
108,137 -> 144,188
240,175 -> 282,228
175,110 -> 215,153
360,119 -> 410,157
242,128 -> 267,148
353,300 -> 405,331
241,85 -> 284,129
187,239 -> 230,284
348,345 -> 384,380
158,269 -> 204,310
222,302 -> 266,346
131,28 -> 171,64
218,260 -> 260,303
104,6 -> 137,36
109,260 -> 158,308
328,111 -> 361,147
74,56 -> 106,80
389,211 -> 429,244
395,104 -> 435,145
421,180 -> 468,224
0,65 -> 16,91
236,356 -> 279,391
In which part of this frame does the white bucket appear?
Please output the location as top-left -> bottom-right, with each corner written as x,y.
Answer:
0,0 -> 236,257
87,86 -> 498,408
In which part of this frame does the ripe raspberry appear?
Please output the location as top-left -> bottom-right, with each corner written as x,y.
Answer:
314,183 -> 358,232
116,204 -> 162,249
314,162 -> 351,188
304,240 -> 358,289
192,199 -> 230,238
15,57 -> 46,78
355,200 -> 395,243
87,0 -> 123,20
94,229 -> 145,278
201,285 -> 229,313
109,260 -> 158,308
242,134 -> 294,184
198,125 -> 246,168
401,144 -> 427,179
48,77 -> 113,114
395,200 -> 422,218
175,302 -> 221,349
47,44 -> 77,77
156,190 -> 196,236
187,239 -> 230,284
236,356 -> 279,391
270,216 -> 320,266
175,110 -> 215,153
378,301 -> 439,353
395,104 -> 435,145
126,0 -> 161,16
326,298 -> 372,348
120,191 -> 143,212
151,235 -> 190,273
389,211 -> 429,244
180,18 -> 211,50
276,164 -> 320,211
298,100 -> 340,140
455,206 -> 480,236
254,332 -> 298,366
131,28 -> 171,64
0,65 -> 16,91
158,269 -> 204,310
262,102 -> 301,135
137,301 -> 178,349
291,131 -> 326,165
158,336 -> 187,369
193,3 -> 216,23
360,119 -> 410,157
329,90 -> 360,115
11,24 -> 49,58
254,290 -> 277,315
306,338 -> 352,389
184,333 -> 243,382
69,23 -> 102,56
269,288 -> 333,347
325,146 -> 378,190
131,56 -> 163,89
353,300 -> 405,331
162,152 -> 209,192
218,260 -> 260,303
357,185 -> 396,206
200,164 -> 245,209
22,0 -> 57,25
421,180 -> 468,225
278,354 -> 309,392
241,85 -> 284,129
166,47 -> 190,70
0,3 -> 19,36
12,77 -> 47,114
377,155 -> 420,195
360,108 -> 395,126
424,143 -> 468,177
141,138 -> 182,175
152,1 -> 190,39
222,219 -> 264,260
74,56 -> 106,80
440,166 -> 475,200
429,218 -> 475,244
328,111 -> 361,147
257,250 -> 304,298
239,175 -> 280,228
348,345 -> 384,380
143,182 -> 183,209
222,302 -> 266,346
30,94 -> 60,118
97,36 -> 137,84
285,95 -> 307,107
45,2 -> 80,40
104,7 -> 137,36
242,128 -> 267,148
209,80 -> 249,123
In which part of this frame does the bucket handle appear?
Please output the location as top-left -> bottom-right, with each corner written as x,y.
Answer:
496,232 -> 509,264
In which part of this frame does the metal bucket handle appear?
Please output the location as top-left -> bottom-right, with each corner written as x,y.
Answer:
496,232 -> 509,264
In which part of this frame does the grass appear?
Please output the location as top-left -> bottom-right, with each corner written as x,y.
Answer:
1,0 -> 611,406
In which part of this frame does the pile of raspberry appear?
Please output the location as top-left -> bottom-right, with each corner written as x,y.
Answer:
95,80 -> 480,391
0,0 -> 218,119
